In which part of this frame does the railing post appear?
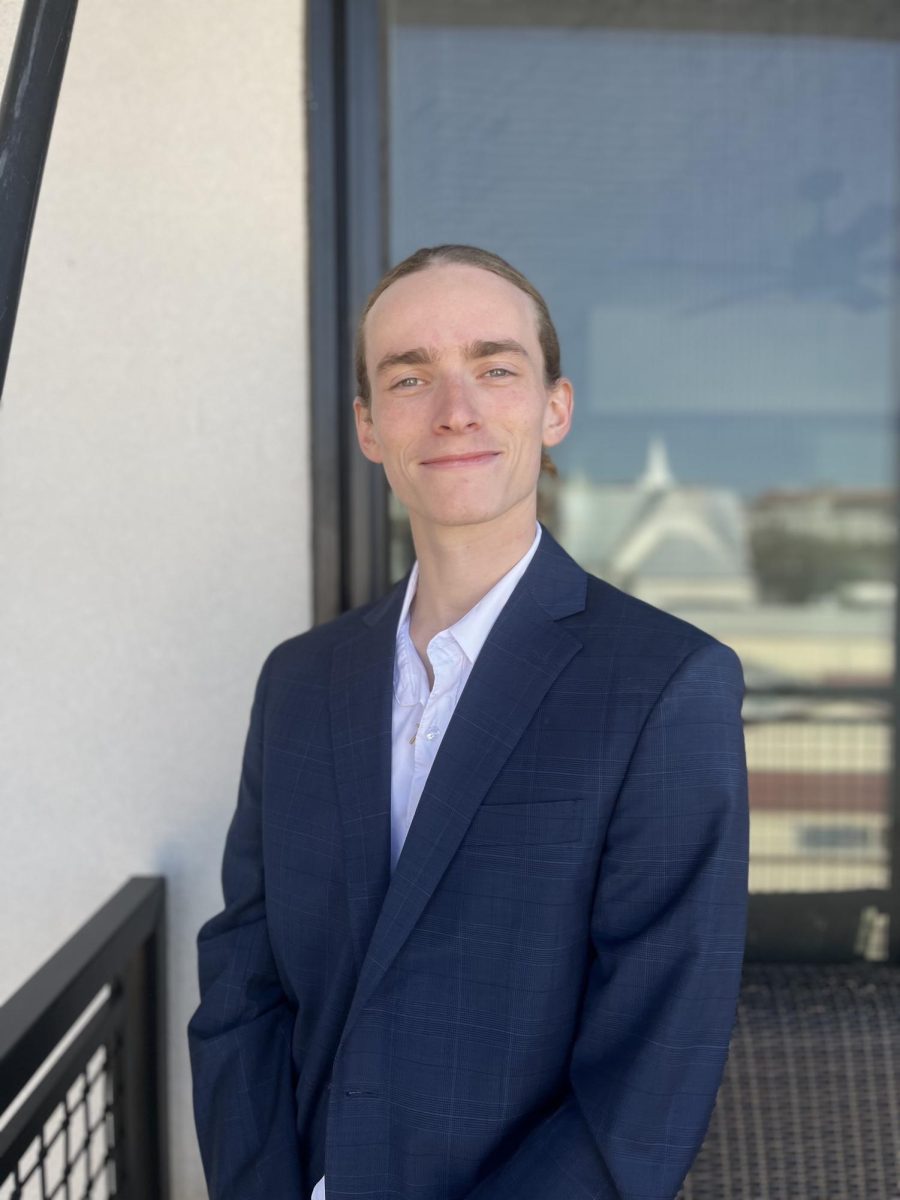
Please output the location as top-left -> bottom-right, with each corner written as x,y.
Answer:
148,887 -> 171,1200
118,885 -> 169,1200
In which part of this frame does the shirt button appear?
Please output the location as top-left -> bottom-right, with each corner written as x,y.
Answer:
425,728 -> 439,741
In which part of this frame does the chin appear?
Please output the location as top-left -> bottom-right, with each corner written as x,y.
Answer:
425,501 -> 514,529
405,484 -> 533,531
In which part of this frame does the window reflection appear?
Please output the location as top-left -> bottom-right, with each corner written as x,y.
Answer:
386,1 -> 899,906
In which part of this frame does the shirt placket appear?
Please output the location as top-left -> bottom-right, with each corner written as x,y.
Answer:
405,633 -> 462,832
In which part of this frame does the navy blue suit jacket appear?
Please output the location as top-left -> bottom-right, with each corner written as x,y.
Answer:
187,523 -> 749,1200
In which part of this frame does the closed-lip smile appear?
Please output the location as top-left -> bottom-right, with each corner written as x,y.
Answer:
421,450 -> 500,466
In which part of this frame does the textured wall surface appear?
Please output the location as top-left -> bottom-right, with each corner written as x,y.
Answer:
0,3 -> 310,1196
0,2 -> 15,83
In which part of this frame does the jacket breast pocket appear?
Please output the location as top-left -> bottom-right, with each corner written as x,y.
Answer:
462,798 -> 582,847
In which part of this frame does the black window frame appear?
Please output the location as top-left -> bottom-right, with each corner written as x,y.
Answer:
307,0 -> 391,622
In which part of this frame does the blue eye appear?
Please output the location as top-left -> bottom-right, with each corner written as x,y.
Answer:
485,367 -> 512,378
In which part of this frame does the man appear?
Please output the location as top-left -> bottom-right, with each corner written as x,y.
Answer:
188,244 -> 749,1200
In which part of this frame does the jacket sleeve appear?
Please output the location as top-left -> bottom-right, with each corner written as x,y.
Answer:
464,639 -> 749,1200
187,651 -> 305,1198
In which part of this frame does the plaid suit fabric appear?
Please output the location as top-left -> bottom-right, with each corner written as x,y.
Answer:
187,525 -> 749,1200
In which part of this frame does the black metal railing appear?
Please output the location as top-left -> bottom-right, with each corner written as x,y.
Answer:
680,959 -> 900,1198
0,877 -> 169,1199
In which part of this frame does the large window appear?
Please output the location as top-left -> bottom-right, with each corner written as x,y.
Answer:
308,0 -> 900,960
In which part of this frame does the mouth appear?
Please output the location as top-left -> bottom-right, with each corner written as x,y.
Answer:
421,451 -> 501,468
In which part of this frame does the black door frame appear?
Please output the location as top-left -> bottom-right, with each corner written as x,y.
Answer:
307,0 -> 390,623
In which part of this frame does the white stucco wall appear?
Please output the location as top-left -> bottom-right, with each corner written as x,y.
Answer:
0,3 -> 310,1197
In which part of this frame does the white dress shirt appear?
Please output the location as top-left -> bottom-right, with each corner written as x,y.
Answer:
310,520 -> 542,1200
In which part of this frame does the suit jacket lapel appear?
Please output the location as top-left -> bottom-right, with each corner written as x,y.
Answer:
332,525 -> 587,1054
330,575 -> 409,974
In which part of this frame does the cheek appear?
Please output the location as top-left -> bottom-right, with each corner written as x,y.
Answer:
370,408 -> 410,456
497,398 -> 546,445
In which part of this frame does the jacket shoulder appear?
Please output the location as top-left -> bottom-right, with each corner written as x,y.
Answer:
258,592 -> 391,683
580,571 -> 745,681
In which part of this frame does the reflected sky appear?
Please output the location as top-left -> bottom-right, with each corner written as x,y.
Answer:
389,23 -> 900,494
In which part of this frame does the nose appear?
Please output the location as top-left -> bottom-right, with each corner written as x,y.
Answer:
431,372 -> 482,433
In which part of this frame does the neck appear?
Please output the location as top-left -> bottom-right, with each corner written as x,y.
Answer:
407,498 -> 538,644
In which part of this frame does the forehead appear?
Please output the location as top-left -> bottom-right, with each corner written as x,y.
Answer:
365,263 -> 541,356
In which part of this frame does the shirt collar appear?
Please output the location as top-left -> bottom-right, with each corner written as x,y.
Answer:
393,521 -> 542,702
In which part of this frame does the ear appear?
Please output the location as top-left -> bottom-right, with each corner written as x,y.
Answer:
541,377 -> 574,449
353,396 -> 384,464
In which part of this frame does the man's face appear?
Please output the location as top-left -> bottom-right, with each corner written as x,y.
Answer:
353,264 -> 573,532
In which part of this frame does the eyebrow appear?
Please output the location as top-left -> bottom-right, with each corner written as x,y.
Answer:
375,338 -> 530,375
376,346 -> 437,374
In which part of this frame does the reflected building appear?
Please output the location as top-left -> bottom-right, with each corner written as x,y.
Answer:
552,440 -> 895,694
556,435 -> 758,611
753,485 -> 895,544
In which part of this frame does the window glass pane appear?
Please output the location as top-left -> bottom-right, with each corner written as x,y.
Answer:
386,1 -> 899,918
